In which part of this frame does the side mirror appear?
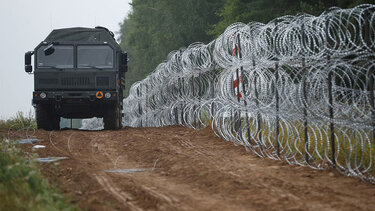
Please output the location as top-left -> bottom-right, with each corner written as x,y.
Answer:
120,52 -> 128,72
44,44 -> 55,56
25,51 -> 34,73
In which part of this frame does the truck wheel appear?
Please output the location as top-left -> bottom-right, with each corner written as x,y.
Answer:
51,115 -> 60,130
36,105 -> 60,131
103,106 -> 121,130
118,109 -> 123,129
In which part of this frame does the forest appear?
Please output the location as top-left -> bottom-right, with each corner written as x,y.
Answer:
119,0 -> 375,96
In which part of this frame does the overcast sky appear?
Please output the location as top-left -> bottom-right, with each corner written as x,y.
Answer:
0,0 -> 131,119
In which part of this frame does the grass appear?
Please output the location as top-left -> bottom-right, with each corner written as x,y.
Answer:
0,111 -> 36,132
0,112 -> 79,211
0,138 -> 78,211
217,114 -> 375,178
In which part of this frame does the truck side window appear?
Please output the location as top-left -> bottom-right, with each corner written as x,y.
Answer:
37,45 -> 74,68
77,45 -> 114,69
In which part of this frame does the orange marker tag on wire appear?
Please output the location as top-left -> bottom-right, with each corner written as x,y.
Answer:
96,91 -> 103,99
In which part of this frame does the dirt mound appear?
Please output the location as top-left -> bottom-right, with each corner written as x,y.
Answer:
21,126 -> 375,210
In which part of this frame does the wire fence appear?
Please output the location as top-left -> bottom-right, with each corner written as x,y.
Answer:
122,4 -> 375,182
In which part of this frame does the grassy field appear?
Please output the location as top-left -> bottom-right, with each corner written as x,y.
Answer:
0,113 -> 79,211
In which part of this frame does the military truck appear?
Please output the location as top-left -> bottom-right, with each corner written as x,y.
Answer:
25,27 -> 127,130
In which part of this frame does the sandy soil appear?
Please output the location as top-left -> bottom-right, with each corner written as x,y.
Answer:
17,126 -> 375,210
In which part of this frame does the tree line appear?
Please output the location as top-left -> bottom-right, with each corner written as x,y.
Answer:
119,0 -> 374,96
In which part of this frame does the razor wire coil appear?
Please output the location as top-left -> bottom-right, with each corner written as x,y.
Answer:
122,5 -> 375,183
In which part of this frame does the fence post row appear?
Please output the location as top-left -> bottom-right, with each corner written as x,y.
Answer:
122,5 -> 375,182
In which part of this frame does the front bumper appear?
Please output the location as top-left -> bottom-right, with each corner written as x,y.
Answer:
33,90 -> 119,104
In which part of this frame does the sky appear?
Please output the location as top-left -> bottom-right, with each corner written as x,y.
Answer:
0,0 -> 132,119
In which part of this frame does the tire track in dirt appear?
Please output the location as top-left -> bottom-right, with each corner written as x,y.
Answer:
18,126 -> 375,211
94,173 -> 142,211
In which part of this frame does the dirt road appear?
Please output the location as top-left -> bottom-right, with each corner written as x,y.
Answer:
21,126 -> 375,210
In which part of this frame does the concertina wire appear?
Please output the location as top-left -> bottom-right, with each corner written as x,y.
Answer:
122,5 -> 375,182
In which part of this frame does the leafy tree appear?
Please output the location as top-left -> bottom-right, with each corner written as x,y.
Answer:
119,0 -> 224,96
209,0 -> 375,37
119,0 -> 375,96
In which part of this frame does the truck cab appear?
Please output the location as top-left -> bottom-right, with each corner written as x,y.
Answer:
25,27 -> 127,130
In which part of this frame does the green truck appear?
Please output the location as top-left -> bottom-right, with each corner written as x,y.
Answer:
25,27 -> 127,130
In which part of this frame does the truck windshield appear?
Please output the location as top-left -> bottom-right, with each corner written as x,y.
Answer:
37,45 -> 74,68
77,45 -> 114,69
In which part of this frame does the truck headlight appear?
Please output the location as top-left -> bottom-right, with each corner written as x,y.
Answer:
40,92 -> 47,99
105,92 -> 111,98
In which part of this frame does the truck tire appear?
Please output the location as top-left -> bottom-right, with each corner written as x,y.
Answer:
119,109 -> 123,129
36,105 -> 60,131
51,115 -> 60,130
103,105 -> 121,130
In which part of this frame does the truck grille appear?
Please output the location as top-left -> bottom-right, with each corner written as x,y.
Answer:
39,78 -> 58,85
96,77 -> 109,86
61,77 -> 90,86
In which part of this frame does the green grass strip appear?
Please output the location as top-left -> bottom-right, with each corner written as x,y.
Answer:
0,138 -> 79,211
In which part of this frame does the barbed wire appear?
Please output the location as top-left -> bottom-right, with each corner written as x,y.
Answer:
122,4 -> 375,182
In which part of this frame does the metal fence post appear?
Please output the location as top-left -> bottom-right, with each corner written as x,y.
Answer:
237,33 -> 250,145
230,74 -> 235,132
235,67 -> 242,133
191,77 -> 197,127
231,33 -> 242,134
145,84 -> 148,127
254,60 -> 263,152
326,16 -> 336,167
198,73 -> 202,129
370,74 -> 375,144
275,62 -> 280,157
210,68 -> 216,118
274,21 -> 280,157
328,70 -> 335,167
137,87 -> 143,127
181,78 -> 185,125
301,22 -> 310,164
